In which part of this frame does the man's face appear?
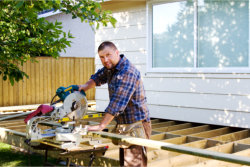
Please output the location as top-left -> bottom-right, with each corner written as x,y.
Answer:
99,46 -> 120,69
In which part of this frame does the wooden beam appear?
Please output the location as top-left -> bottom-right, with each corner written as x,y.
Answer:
0,120 -> 25,127
150,119 -> 161,124
0,112 -> 32,121
170,125 -> 211,135
150,133 -> 180,141
153,123 -> 192,132
191,127 -> 231,138
6,124 -> 26,130
212,130 -> 249,142
0,104 -> 40,112
162,136 -> 187,145
235,137 -> 250,145
151,121 -> 176,129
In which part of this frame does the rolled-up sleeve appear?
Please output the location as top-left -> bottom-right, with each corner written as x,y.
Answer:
90,68 -> 107,86
105,71 -> 138,116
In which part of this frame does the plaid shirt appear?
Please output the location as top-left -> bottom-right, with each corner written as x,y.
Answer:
90,54 -> 150,124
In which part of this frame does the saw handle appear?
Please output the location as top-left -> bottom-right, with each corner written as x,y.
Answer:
50,85 -> 86,105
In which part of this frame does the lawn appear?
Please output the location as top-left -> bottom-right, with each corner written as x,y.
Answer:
0,142 -> 60,167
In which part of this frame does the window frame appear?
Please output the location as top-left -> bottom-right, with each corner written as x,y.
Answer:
147,0 -> 250,73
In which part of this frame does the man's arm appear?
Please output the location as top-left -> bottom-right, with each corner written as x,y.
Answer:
87,113 -> 114,131
78,79 -> 96,92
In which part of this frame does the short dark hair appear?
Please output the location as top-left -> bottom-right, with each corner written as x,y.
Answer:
98,41 -> 117,52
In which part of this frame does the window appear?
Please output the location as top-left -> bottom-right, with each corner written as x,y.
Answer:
149,0 -> 249,72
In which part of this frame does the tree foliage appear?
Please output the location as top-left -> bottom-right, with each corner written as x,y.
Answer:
0,0 -> 116,85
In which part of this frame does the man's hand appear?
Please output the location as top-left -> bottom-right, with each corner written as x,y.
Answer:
87,113 -> 114,131
78,79 -> 96,92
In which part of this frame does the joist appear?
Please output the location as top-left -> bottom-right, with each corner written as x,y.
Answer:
190,127 -> 231,138
151,121 -> 176,129
212,130 -> 250,142
153,123 -> 193,133
170,125 -> 211,135
150,133 -> 180,141
235,137 -> 250,145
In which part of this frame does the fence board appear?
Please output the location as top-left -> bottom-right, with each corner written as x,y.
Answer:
0,57 -> 95,107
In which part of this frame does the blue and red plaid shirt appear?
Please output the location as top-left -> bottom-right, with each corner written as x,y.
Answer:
90,54 -> 150,124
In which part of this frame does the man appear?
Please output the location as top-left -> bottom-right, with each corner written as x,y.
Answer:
78,41 -> 151,167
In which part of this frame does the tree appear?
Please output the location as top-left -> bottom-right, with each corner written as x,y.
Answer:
0,0 -> 116,85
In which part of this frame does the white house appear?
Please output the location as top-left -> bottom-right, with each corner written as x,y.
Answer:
40,10 -> 95,58
94,0 -> 250,128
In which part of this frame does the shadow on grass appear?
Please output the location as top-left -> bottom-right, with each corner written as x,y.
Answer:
0,142 -> 60,167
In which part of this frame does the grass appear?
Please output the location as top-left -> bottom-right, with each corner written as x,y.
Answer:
0,142 -> 60,167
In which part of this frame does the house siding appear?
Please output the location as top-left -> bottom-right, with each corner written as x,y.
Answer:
95,1 -> 250,128
46,13 -> 95,58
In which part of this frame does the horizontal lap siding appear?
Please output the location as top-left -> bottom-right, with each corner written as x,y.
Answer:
0,57 -> 95,107
144,74 -> 250,128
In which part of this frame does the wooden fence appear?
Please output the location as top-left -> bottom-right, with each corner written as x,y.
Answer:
0,57 -> 95,107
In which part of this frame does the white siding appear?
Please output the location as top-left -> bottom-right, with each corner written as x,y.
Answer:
95,1 -> 250,128
46,13 -> 95,58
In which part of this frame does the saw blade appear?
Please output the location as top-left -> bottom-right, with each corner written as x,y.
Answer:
63,91 -> 88,121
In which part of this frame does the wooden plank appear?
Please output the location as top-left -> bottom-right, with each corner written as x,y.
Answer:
0,74 -> 2,106
191,127 -> 231,138
183,139 -> 208,149
34,59 -> 39,104
26,60 -> 31,104
235,137 -> 250,145
150,133 -> 167,140
23,62 -> 27,105
0,112 -> 31,121
44,57 -> 48,103
40,58 -> 44,103
212,130 -> 250,142
0,104 -> 40,112
0,120 -> 26,127
162,136 -> 187,145
170,125 -> 211,135
30,59 -> 36,104
51,58 -> 56,102
7,124 -> 26,130
151,121 -> 176,129
3,80 -> 9,106
153,123 -> 192,132
47,58 -> 52,102
0,119 -> 26,124
79,58 -> 84,85
150,119 -> 161,124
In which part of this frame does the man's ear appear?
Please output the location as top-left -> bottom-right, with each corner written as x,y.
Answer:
115,49 -> 119,56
